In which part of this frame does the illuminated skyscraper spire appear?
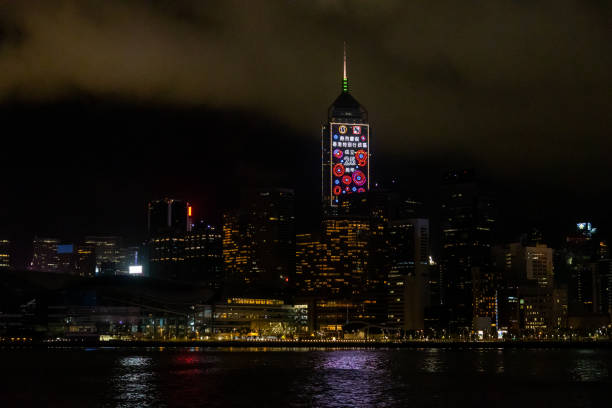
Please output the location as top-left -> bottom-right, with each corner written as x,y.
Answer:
324,41 -> 368,210
342,41 -> 349,93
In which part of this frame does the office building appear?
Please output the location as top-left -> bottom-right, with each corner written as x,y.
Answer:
30,237 -> 60,272
322,44 -> 370,213
386,219 -> 430,331
147,198 -> 192,280
493,241 -> 557,332
223,189 -> 295,295
184,222 -> 223,288
564,222 -> 603,316
440,169 -> 495,332
84,236 -> 122,276
148,198 -> 192,235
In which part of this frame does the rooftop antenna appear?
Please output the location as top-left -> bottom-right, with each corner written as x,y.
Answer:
342,41 -> 349,93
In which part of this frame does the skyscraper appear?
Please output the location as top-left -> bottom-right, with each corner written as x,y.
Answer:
295,217 -> 370,334
147,198 -> 192,280
294,44 -> 380,334
440,169 -> 495,332
148,198 -> 192,236
184,221 -> 223,289
564,222 -> 603,316
387,218 -> 430,331
322,43 -> 370,212
222,189 -> 295,295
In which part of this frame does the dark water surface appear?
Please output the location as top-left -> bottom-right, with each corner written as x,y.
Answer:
1,347 -> 611,407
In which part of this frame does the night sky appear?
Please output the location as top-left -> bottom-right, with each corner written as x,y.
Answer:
1,1 -> 611,266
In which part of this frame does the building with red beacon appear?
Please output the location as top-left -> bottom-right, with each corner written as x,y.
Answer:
322,43 -> 370,212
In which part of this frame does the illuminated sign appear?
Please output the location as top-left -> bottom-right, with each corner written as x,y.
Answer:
188,206 -> 192,217
128,265 -> 143,275
330,122 -> 369,206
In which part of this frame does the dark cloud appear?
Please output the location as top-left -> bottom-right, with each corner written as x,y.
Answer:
1,1 -> 610,181
0,1 -> 610,193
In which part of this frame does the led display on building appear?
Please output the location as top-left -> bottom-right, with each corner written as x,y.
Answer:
129,265 -> 143,275
329,122 -> 369,206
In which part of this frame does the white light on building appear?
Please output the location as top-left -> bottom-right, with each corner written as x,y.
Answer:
129,265 -> 143,275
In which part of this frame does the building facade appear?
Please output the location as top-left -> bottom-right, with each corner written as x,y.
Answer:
440,169 -> 495,332
147,198 -> 191,280
222,189 -> 295,296
386,218 -> 430,331
30,237 -> 60,272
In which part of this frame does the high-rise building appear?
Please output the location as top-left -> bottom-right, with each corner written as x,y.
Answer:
386,218 -> 430,331
184,222 -> 223,289
148,198 -> 192,235
296,219 -> 369,296
596,259 -> 612,321
148,235 -> 186,279
0,238 -> 10,269
147,198 -> 192,280
322,44 -> 370,212
84,236 -> 122,276
30,237 -> 60,272
440,169 -> 495,332
559,222 -> 611,330
222,210 -> 247,283
565,222 -> 601,315
295,217 -> 370,333
222,189 -> 295,295
295,45 -> 382,333
493,241 -> 556,332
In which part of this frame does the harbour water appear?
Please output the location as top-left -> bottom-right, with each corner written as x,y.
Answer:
1,347 -> 611,407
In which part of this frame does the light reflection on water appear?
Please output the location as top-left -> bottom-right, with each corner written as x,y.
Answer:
110,356 -> 160,408
306,350 -> 396,407
570,352 -> 609,382
2,348 -> 612,407
495,349 -> 505,374
422,348 -> 446,373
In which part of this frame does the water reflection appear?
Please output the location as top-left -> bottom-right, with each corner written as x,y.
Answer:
495,349 -> 505,374
422,348 -> 446,373
570,353 -> 609,382
306,351 -> 395,407
170,352 -> 222,377
109,356 -> 160,408
1,347 -> 612,408
71,348 -> 612,407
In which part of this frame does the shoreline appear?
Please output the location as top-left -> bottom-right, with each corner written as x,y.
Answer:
2,339 -> 612,349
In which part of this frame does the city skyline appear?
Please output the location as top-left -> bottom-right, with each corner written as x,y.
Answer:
1,2 -> 612,260
2,47 -> 609,339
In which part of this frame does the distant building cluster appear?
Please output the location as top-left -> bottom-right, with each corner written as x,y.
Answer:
28,236 -> 139,277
